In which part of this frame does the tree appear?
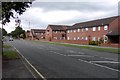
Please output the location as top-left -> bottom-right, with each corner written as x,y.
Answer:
2,1 -> 33,25
11,26 -> 26,39
2,28 -> 7,36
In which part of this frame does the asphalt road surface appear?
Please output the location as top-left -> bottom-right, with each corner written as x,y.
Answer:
8,40 -> 119,79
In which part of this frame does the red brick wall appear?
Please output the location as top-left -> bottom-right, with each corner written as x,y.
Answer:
45,26 -> 53,40
101,43 -> 118,48
67,25 -> 109,42
51,40 -> 89,45
52,31 -> 66,40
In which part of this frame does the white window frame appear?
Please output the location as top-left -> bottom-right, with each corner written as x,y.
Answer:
74,37 -> 76,40
98,26 -> 100,31
71,30 -> 72,33
67,37 -> 70,40
77,37 -> 80,40
85,36 -> 88,40
98,37 -> 100,41
85,28 -> 88,31
82,28 -> 84,32
82,37 -> 84,40
67,30 -> 70,33
78,29 -> 80,32
92,37 -> 96,41
74,29 -> 76,33
93,27 -> 96,31
104,25 -> 108,30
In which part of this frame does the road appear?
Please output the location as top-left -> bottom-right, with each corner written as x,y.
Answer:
8,40 -> 119,79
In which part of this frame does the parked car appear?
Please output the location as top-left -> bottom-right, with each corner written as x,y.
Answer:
9,37 -> 13,41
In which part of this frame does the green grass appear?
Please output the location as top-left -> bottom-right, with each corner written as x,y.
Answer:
32,40 -> 119,53
3,50 -> 19,59
3,43 -> 11,48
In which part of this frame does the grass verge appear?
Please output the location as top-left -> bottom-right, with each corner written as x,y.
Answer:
3,43 -> 19,60
32,40 -> 119,53
3,50 -> 19,59
3,43 -> 11,48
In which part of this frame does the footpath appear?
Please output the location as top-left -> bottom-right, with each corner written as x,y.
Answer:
2,42 -> 36,80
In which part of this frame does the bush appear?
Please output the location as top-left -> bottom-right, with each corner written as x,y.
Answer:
89,41 -> 98,45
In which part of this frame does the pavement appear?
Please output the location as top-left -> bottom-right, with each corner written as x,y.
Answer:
2,42 -> 35,79
8,40 -> 119,79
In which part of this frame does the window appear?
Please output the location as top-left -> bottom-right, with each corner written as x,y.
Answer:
93,27 -> 96,31
67,30 -> 70,33
98,26 -> 100,31
74,30 -> 76,32
67,37 -> 70,40
85,28 -> 88,31
85,37 -> 88,40
77,37 -> 80,40
71,30 -> 72,33
104,25 -> 108,30
74,37 -> 76,40
78,29 -> 80,32
98,37 -> 100,41
92,37 -> 96,41
82,37 -> 84,40
82,28 -> 84,32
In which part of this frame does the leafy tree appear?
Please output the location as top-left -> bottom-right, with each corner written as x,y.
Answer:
2,2 -> 33,25
11,26 -> 26,39
2,28 -> 7,36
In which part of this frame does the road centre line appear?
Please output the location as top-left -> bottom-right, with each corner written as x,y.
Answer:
78,59 -> 120,72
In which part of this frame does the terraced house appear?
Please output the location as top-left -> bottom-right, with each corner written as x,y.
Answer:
29,29 -> 46,40
45,25 -> 71,41
67,16 -> 119,44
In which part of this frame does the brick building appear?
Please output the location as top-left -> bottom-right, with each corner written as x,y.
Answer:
66,16 -> 119,44
45,25 -> 71,41
29,29 -> 45,40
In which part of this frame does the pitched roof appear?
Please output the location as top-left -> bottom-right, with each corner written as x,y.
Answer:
48,25 -> 71,30
31,29 -> 45,33
69,16 -> 118,30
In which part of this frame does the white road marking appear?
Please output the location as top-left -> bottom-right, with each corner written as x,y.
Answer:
50,51 -> 66,56
78,52 -> 85,54
12,46 -> 46,80
90,61 -> 120,64
78,59 -> 120,72
67,55 -> 93,57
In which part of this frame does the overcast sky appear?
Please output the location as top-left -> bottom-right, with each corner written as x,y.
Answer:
1,0 -> 120,33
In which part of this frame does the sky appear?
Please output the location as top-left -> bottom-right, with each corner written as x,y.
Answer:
1,0 -> 120,33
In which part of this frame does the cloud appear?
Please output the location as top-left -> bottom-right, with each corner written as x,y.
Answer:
3,0 -> 119,33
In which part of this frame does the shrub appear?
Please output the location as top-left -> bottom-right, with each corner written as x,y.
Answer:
89,41 -> 97,45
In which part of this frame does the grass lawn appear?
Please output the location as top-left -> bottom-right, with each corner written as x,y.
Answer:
3,43 -> 11,48
32,40 -> 119,53
3,43 -> 19,59
3,50 -> 19,59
